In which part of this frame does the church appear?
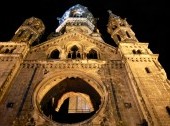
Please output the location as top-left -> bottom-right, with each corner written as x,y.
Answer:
0,4 -> 170,126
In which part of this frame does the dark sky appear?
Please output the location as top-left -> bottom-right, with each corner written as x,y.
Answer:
0,0 -> 169,79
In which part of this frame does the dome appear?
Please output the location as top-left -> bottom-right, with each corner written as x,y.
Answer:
58,4 -> 95,24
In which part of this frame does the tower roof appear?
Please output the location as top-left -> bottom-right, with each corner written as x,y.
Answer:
58,4 -> 95,24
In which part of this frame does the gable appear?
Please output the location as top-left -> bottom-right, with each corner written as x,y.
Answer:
26,31 -> 121,61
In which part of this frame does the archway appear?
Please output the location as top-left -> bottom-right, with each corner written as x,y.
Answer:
40,77 -> 101,124
50,49 -> 60,59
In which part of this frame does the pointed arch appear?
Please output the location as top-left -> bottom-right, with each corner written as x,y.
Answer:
67,44 -> 82,59
137,49 -> 142,54
126,31 -> 131,38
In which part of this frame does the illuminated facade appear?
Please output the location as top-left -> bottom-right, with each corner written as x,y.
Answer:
0,4 -> 170,126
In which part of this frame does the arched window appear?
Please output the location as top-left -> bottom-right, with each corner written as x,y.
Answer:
50,49 -> 60,59
132,50 -> 136,54
126,31 -> 131,38
87,49 -> 98,59
68,52 -> 72,58
137,50 -> 142,54
9,47 -> 16,53
28,34 -> 33,41
4,49 -> 10,53
117,35 -> 121,41
145,67 -> 151,73
18,30 -> 24,37
67,45 -> 81,59
71,45 -> 78,59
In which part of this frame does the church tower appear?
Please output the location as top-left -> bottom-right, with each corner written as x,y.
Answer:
11,17 -> 45,45
0,4 -> 170,126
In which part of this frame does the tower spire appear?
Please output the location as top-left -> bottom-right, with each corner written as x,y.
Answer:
107,10 -> 138,45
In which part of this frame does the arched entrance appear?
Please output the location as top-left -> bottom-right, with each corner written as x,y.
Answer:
33,71 -> 107,125
40,77 -> 101,123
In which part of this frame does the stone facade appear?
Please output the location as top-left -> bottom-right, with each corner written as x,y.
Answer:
0,4 -> 170,126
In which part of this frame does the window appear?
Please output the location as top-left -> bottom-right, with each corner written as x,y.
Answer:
71,45 -> 78,59
6,102 -> 14,108
137,50 -> 142,54
126,31 -> 131,38
67,45 -> 81,59
77,51 -> 81,58
117,35 -> 121,41
9,47 -> 16,53
50,49 -> 60,59
145,67 -> 151,73
68,52 -> 72,58
4,49 -> 10,53
18,30 -> 24,37
166,106 -> 170,115
87,49 -> 98,59
132,49 -> 142,54
132,49 -> 136,54
28,34 -> 33,41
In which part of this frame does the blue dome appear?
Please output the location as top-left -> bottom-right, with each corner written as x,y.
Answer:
58,4 -> 95,24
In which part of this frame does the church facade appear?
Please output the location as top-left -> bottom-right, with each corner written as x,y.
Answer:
0,4 -> 170,126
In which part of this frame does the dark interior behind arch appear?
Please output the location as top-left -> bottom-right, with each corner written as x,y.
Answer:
40,77 -> 101,124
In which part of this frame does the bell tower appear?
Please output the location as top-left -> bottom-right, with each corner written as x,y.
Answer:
11,17 -> 45,45
107,10 -> 138,45
107,9 -> 170,126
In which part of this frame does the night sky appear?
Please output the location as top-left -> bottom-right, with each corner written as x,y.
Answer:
0,0 -> 169,79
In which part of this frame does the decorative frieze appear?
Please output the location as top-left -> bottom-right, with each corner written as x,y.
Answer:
0,54 -> 21,62
126,57 -> 157,62
22,60 -> 123,70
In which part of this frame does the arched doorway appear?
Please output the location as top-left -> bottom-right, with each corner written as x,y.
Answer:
40,77 -> 101,124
